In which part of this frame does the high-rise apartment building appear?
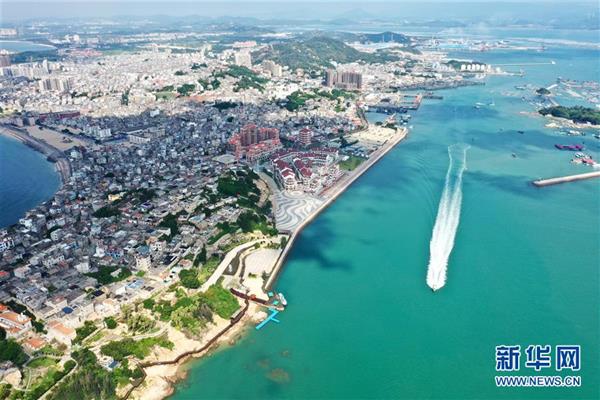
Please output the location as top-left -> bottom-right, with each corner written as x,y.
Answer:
325,69 -> 363,90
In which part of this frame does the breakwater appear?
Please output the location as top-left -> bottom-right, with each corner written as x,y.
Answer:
533,171 -> 600,187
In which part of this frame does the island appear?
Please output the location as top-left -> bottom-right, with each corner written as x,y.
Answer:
539,105 -> 600,125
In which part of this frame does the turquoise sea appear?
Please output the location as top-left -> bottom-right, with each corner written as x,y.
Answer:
0,135 -> 60,228
172,32 -> 599,399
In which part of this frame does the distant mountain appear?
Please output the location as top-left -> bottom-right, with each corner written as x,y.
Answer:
252,36 -> 399,71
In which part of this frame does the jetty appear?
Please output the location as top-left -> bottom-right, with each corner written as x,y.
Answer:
533,171 -> 600,187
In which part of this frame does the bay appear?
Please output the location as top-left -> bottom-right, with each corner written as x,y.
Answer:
0,135 -> 61,228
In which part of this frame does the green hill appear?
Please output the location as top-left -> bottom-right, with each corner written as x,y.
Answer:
252,36 -> 398,71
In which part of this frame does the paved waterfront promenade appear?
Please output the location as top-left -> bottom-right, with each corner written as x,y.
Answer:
264,127 -> 408,290
274,191 -> 323,232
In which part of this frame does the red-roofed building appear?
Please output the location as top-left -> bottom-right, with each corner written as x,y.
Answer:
0,304 -> 32,339
271,148 -> 340,193
23,336 -> 47,353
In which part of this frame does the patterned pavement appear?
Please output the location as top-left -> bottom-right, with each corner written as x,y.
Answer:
274,191 -> 323,232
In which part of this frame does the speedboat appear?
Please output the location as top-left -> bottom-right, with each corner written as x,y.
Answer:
278,293 -> 287,307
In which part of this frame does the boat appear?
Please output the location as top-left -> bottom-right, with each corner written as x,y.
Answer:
385,114 -> 397,125
518,130 -> 525,134
555,144 -> 584,151
278,293 -> 287,307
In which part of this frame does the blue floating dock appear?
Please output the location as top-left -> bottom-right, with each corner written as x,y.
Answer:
256,308 -> 280,330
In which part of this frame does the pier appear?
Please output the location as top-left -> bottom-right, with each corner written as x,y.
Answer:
532,171 -> 600,187
367,94 -> 423,114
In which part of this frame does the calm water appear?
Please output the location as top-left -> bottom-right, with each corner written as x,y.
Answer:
0,40 -> 55,52
0,135 -> 60,228
172,37 -> 599,399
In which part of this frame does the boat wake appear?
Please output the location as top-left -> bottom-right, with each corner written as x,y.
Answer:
426,144 -> 469,291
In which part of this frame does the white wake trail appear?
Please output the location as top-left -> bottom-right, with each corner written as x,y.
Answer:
426,145 -> 469,291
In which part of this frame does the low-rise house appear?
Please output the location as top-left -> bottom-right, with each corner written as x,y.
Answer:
46,320 -> 76,346
23,336 -> 47,354
93,298 -> 119,317
0,304 -> 32,338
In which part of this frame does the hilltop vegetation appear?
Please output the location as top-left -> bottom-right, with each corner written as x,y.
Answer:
539,106 -> 600,125
252,36 -> 399,71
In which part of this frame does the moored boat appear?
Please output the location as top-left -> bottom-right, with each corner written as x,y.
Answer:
555,144 -> 584,151
278,293 -> 287,307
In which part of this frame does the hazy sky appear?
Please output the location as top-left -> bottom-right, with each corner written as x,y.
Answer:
1,1 -> 598,23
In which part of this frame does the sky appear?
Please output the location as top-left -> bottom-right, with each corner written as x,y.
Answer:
1,1 -> 598,23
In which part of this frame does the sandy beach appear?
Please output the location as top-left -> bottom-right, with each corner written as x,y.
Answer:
0,124 -> 72,183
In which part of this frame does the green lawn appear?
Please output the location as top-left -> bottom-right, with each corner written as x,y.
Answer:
338,155 -> 365,171
198,256 -> 221,285
155,91 -> 176,100
27,357 -> 58,369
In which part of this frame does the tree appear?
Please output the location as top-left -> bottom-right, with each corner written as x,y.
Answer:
104,317 -> 117,329
0,340 -> 29,366
179,269 -> 200,289
49,366 -> 115,400
125,313 -> 155,334
199,285 -> 240,319
0,327 -> 6,341
194,246 -> 207,267
72,348 -> 97,367
142,298 -> 155,310
74,321 -> 97,344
